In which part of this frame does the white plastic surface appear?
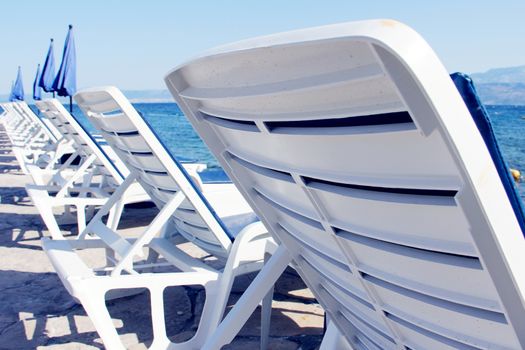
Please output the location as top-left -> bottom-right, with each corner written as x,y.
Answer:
166,19 -> 525,349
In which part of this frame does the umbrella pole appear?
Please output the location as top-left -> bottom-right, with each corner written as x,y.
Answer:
69,96 -> 73,114
52,92 -> 55,98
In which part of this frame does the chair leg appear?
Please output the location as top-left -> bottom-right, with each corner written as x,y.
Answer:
79,290 -> 126,350
85,205 -> 95,223
260,252 -> 274,350
144,248 -> 161,272
104,247 -> 116,268
106,200 -> 125,231
76,205 -> 86,235
12,148 -> 29,173
148,285 -> 171,349
27,189 -> 63,239
64,204 -> 76,222
202,246 -> 291,349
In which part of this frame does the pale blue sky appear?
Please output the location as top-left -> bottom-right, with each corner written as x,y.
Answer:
2,0 -> 524,95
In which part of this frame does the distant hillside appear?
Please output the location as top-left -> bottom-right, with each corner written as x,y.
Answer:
471,65 -> 525,84
468,65 -> 525,105
474,83 -> 525,105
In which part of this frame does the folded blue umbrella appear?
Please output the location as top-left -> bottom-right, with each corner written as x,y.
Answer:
12,66 -> 24,101
33,64 -> 42,101
39,38 -> 56,93
52,25 -> 76,99
8,81 -> 15,102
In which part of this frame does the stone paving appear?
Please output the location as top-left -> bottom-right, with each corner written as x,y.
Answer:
0,126 -> 324,349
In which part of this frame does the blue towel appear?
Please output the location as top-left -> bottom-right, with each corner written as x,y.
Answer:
451,72 -> 525,235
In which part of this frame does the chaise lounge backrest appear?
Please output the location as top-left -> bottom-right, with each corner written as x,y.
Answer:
16,101 -> 61,142
35,99 -> 127,186
165,20 -> 525,349
35,101 -> 72,143
74,88 -> 236,257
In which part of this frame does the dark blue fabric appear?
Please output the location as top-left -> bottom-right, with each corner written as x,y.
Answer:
52,25 -> 76,97
39,39 -> 56,93
8,81 -> 15,102
451,72 -> 525,235
12,66 -> 24,101
33,64 -> 42,101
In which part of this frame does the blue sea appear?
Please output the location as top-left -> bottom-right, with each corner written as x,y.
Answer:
66,103 -> 525,199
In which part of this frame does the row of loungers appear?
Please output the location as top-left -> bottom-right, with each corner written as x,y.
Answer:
2,19 -> 525,349
2,92 -> 277,349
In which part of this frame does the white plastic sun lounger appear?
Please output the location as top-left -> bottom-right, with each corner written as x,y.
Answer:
42,86 -> 275,349
30,99 -> 110,187
26,99 -> 150,239
1,102 -> 56,171
26,100 -> 86,186
3,101 -> 73,173
8,102 -> 61,172
165,20 -> 525,349
1,103 -> 32,139
9,101 -> 76,173
3,102 -> 60,143
20,101 -> 63,141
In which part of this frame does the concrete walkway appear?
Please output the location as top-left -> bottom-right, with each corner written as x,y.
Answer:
0,126 -> 324,349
